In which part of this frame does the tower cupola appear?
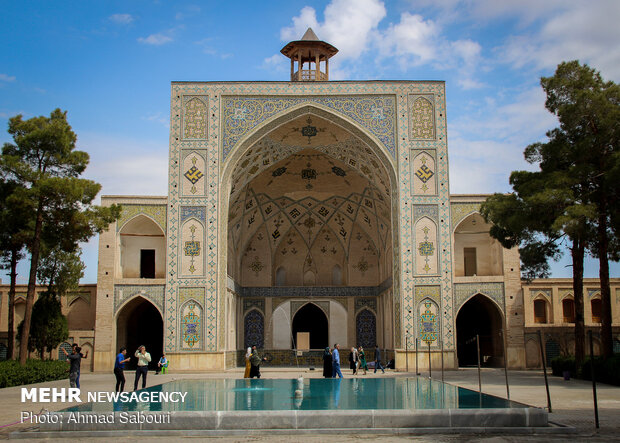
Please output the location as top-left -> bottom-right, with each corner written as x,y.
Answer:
280,28 -> 338,81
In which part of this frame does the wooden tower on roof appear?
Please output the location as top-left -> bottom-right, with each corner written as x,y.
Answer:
280,28 -> 338,81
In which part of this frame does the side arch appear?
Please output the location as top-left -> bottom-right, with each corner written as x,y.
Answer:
243,308 -> 265,349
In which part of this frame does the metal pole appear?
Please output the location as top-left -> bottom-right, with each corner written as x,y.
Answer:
440,339 -> 444,383
415,338 -> 420,375
427,340 -> 432,379
501,329 -> 510,399
476,334 -> 482,393
537,330 -> 552,413
405,335 -> 409,373
589,330 -> 599,429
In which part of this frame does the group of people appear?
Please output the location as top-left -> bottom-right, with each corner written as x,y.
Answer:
113,345 -> 169,392
323,344 -> 385,378
243,345 -> 267,378
63,343 -> 168,392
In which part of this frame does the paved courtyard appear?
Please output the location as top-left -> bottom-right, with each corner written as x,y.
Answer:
1,367 -> 618,441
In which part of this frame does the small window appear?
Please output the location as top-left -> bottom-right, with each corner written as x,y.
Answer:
464,248 -> 477,276
276,267 -> 286,287
332,265 -> 342,285
562,298 -> 575,323
591,299 -> 602,323
534,299 -> 547,324
140,249 -> 155,279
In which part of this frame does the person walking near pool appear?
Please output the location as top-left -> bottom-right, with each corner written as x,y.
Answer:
249,345 -> 266,378
62,346 -> 88,389
114,346 -> 130,392
349,346 -> 358,375
374,346 -> 385,374
244,347 -> 252,378
322,346 -> 332,378
358,346 -> 368,375
134,345 -> 151,391
331,343 -> 343,378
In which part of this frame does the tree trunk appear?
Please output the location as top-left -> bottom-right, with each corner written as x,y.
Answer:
8,248 -> 18,360
572,236 -> 586,366
597,201 -> 613,358
19,203 -> 44,366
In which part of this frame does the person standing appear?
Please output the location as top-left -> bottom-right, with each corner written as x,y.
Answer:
244,347 -> 252,378
62,346 -> 88,389
71,343 -> 86,389
331,343 -> 343,378
358,346 -> 368,375
249,345 -> 266,378
349,347 -> 358,375
134,345 -> 151,391
322,347 -> 332,378
114,347 -> 130,392
374,346 -> 385,374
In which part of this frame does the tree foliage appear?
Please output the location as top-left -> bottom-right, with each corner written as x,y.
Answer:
17,293 -> 68,359
0,109 -> 121,365
482,60 -> 620,362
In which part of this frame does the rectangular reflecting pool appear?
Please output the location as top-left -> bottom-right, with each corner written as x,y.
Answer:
62,377 -> 526,413
36,378 -> 549,434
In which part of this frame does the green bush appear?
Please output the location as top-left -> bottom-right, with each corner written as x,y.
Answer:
550,355 -> 576,377
578,354 -> 620,386
0,359 -> 68,388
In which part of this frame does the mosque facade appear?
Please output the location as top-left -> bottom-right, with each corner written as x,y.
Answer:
1,30 -> 618,370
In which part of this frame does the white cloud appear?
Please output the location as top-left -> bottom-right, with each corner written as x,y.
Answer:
109,13 -> 134,25
142,113 -> 169,128
138,32 -> 173,46
448,87 -> 557,193
281,0 -> 386,61
498,1 -> 620,80
378,13 -> 439,66
78,132 -> 168,197
0,73 -> 16,82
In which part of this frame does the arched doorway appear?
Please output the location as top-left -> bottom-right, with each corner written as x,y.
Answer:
456,294 -> 503,367
116,297 -> 163,370
292,303 -> 328,349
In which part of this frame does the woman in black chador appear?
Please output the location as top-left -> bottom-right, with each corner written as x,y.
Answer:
322,347 -> 332,378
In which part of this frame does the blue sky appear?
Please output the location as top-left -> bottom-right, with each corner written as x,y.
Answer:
1,0 -> 619,283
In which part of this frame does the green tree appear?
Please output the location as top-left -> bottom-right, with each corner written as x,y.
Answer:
0,178 -> 29,360
0,109 -> 121,365
540,61 -> 620,357
17,293 -> 68,360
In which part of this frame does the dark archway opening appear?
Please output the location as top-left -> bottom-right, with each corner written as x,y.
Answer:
292,303 -> 328,349
116,297 -> 163,370
456,294 -> 503,367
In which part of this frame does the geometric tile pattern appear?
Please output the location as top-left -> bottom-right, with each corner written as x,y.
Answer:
419,299 -> 438,346
451,202 -> 481,230
355,297 -> 377,314
113,285 -> 165,315
222,95 -> 396,160
116,205 -> 167,233
408,95 -> 435,140
454,283 -> 505,314
181,301 -> 202,349
168,80 -> 450,356
356,308 -> 377,348
183,96 -> 208,140
244,309 -> 264,349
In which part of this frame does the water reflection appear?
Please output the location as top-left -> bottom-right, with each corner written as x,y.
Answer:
62,378 -> 524,412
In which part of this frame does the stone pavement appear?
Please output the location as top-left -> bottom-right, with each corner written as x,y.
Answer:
1,367 -> 618,441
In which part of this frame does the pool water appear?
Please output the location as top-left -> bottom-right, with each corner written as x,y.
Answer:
63,378 -> 525,413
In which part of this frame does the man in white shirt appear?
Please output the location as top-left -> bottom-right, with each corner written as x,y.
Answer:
134,345 -> 151,391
